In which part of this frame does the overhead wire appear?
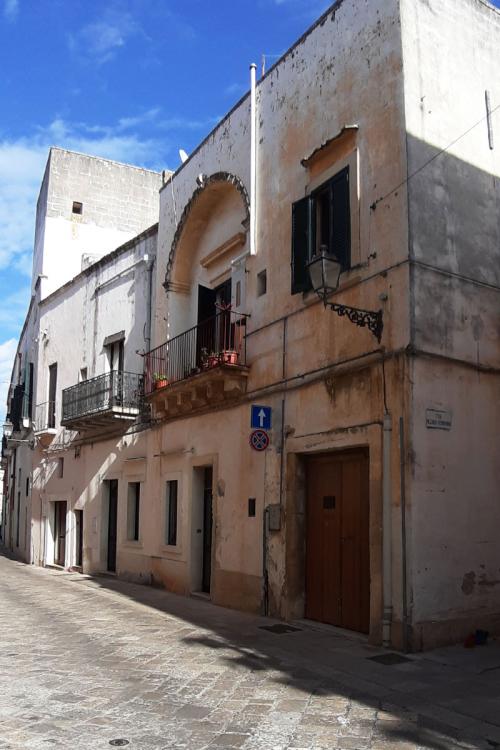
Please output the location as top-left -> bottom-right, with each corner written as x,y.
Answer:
370,102 -> 500,212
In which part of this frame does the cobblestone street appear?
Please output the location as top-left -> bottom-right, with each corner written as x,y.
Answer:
1,553 -> 500,750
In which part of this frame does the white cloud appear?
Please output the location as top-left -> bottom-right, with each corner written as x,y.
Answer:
68,9 -> 142,65
0,287 -> 31,332
3,0 -> 18,21
224,82 -> 248,98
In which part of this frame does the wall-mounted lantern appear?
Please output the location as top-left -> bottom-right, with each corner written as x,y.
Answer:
307,246 -> 383,342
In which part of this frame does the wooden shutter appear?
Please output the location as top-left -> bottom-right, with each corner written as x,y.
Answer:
291,196 -> 312,294
10,385 -> 24,432
330,167 -> 351,268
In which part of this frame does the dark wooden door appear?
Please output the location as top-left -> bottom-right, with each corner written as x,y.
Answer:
305,450 -> 369,633
215,279 -> 231,308
202,467 -> 213,593
107,480 -> 118,573
197,285 -> 217,367
54,501 -> 67,566
75,509 -> 83,567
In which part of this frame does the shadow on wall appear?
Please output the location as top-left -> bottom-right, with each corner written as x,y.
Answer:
405,134 -> 500,361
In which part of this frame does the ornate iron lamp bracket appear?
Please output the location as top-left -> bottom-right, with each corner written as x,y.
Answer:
324,300 -> 383,343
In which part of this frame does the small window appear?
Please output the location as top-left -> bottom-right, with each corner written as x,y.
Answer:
25,477 -> 29,496
291,166 -> 350,295
165,480 -> 178,546
127,482 -> 140,541
58,457 -> 64,478
235,280 -> 241,307
257,270 -> 267,297
80,367 -> 88,382
72,201 -> 83,215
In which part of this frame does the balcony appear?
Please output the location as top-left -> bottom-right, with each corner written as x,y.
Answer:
61,371 -> 143,432
34,400 -> 58,446
144,310 -> 249,419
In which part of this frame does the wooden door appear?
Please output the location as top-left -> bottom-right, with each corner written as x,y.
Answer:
75,509 -> 83,567
54,501 -> 67,566
197,285 -> 217,367
202,467 -> 213,594
305,450 -> 369,633
107,480 -> 118,573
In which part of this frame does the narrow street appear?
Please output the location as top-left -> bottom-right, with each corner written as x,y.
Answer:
0,553 -> 499,750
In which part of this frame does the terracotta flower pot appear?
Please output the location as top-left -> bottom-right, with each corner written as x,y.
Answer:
221,350 -> 239,365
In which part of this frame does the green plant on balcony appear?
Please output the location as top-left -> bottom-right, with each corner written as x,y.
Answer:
153,372 -> 169,389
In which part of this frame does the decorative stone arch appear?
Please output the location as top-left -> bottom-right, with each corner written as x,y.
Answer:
164,171 -> 250,291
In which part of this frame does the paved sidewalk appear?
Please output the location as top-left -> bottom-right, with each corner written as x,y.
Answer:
0,553 -> 499,750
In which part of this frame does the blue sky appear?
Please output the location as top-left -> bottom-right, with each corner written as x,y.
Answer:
0,0 -> 499,415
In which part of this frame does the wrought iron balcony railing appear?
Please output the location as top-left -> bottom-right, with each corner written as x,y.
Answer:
61,371 -> 143,426
144,310 -> 249,396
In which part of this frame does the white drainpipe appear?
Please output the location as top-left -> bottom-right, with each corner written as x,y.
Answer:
382,412 -> 393,647
250,63 -> 257,256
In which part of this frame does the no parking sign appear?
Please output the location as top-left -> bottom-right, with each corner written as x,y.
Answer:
249,429 -> 269,451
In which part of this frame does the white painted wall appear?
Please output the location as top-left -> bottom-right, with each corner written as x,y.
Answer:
26,227 -> 157,568
33,148 -> 161,300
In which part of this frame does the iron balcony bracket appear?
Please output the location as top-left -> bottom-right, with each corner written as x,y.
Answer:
324,300 -> 383,343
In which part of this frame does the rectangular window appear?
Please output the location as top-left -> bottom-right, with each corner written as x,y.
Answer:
58,457 -> 64,479
165,480 -> 178,546
72,201 -> 83,215
257,270 -> 267,297
291,166 -> 350,294
25,477 -> 29,496
127,482 -> 140,541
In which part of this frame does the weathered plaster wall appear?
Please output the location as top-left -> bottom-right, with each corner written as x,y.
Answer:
150,0 -> 410,635
401,0 -> 500,645
157,0 -> 409,357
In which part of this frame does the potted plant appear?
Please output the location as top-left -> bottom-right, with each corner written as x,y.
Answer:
201,348 -> 219,369
153,373 -> 169,389
220,350 -> 239,365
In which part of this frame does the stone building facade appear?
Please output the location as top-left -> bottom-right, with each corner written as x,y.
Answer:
2,0 -> 500,651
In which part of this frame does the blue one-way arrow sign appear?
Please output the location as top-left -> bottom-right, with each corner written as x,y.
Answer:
251,404 -> 272,430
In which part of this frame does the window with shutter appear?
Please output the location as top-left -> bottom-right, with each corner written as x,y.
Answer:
290,166 -> 351,296
330,167 -> 350,268
291,195 -> 312,294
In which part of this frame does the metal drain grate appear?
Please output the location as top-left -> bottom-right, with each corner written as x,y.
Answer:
259,624 -> 301,634
369,653 -> 413,665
